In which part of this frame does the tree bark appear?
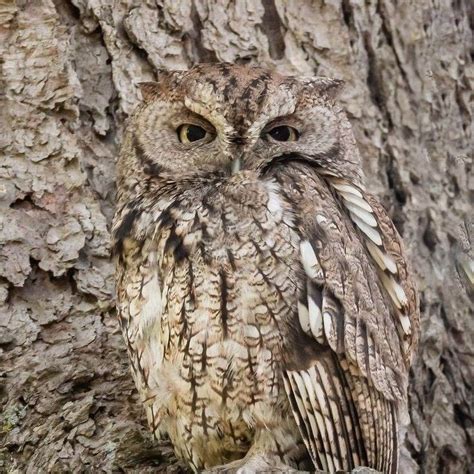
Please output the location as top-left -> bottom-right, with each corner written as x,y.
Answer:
0,0 -> 471,472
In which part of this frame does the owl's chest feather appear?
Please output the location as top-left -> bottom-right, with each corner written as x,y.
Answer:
152,179 -> 301,425
158,181 -> 299,340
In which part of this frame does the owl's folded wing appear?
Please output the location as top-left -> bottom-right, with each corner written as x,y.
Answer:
280,170 -> 419,472
115,239 -> 165,437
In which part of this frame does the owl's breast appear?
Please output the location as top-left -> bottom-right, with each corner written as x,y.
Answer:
158,175 -> 301,349
153,175 -> 303,459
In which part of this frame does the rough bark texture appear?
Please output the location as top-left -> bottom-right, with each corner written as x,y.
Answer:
0,0 -> 472,472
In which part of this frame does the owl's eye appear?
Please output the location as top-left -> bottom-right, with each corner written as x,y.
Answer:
177,124 -> 209,144
267,125 -> 299,142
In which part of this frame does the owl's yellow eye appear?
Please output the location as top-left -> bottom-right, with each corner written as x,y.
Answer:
267,125 -> 299,142
177,124 -> 208,143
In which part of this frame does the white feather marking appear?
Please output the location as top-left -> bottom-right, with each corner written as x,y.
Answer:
265,181 -> 284,222
366,240 -> 398,274
339,191 -> 373,212
264,236 -> 276,247
298,301 -> 311,334
347,204 -> 377,227
301,373 -> 330,472
459,256 -> 474,284
283,213 -> 295,227
129,297 -> 141,319
140,273 -> 162,330
366,241 -> 387,270
316,214 -> 327,225
244,324 -> 260,341
182,232 -> 197,248
330,180 -> 364,198
308,295 -> 324,343
350,213 -> 383,245
399,313 -> 412,336
288,372 -> 305,424
267,189 -> 282,215
283,375 -> 304,429
392,279 -> 408,306
379,272 -> 402,309
292,371 -> 308,403
300,240 -> 321,280
323,311 -> 337,351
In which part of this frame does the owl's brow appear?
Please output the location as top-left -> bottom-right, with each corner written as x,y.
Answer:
246,96 -> 297,140
181,77 -> 300,146
184,95 -> 235,140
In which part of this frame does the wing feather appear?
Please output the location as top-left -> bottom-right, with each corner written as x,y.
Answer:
284,371 -> 327,471
306,368 -> 339,471
307,281 -> 325,343
333,358 -> 365,466
300,370 -> 337,471
274,166 -> 418,473
311,362 -> 349,468
115,240 -> 164,437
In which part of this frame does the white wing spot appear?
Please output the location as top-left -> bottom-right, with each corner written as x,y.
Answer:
300,240 -> 321,280
347,205 -> 377,228
366,240 -> 398,274
379,272 -> 409,309
308,295 -> 324,343
339,192 -> 373,212
298,301 -> 311,333
399,314 -> 412,336
350,213 -> 383,246
323,311 -> 337,351
330,180 -> 364,198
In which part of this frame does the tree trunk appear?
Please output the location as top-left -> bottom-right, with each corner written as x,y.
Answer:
0,0 -> 471,472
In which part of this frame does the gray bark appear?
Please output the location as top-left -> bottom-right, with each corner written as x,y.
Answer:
0,0 -> 472,472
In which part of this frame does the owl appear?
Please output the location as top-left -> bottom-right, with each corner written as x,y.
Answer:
112,63 -> 419,473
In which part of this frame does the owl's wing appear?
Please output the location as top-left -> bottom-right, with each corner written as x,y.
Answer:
114,238 -> 165,437
277,167 -> 419,473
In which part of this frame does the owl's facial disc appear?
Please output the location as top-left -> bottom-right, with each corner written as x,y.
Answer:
129,64 -> 363,186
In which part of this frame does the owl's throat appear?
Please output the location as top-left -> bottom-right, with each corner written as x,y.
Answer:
230,156 -> 242,175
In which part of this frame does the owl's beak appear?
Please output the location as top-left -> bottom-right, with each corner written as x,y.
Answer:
230,156 -> 242,175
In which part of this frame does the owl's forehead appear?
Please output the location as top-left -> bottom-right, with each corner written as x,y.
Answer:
184,63 -> 284,93
178,64 -> 298,134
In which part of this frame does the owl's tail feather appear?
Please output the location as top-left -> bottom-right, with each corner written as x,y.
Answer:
284,352 -> 398,473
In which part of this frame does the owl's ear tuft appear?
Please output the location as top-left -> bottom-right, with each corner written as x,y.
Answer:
138,82 -> 161,102
138,70 -> 185,102
301,77 -> 345,100
155,68 -> 185,84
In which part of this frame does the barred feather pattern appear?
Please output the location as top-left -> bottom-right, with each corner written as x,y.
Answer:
113,63 -> 419,473
115,173 -> 313,471
273,164 -> 419,472
114,164 -> 418,472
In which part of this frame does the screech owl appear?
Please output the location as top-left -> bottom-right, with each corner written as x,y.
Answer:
112,63 -> 419,473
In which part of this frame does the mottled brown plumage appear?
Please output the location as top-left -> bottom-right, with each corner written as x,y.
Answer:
112,63 -> 419,473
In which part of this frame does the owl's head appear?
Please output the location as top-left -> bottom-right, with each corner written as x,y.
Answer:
118,63 -> 363,197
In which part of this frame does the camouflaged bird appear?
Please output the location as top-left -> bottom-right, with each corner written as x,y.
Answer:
112,63 -> 419,473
